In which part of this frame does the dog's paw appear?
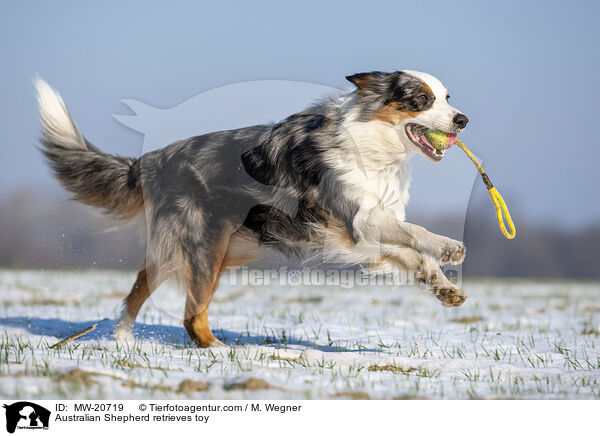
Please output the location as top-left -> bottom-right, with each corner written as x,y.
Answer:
209,338 -> 227,347
434,286 -> 467,307
439,239 -> 466,265
114,317 -> 134,341
113,326 -> 134,342
189,334 -> 228,348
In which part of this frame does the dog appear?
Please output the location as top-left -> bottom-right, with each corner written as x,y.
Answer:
36,70 -> 469,347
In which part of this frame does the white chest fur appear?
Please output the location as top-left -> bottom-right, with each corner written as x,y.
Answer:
326,120 -> 414,221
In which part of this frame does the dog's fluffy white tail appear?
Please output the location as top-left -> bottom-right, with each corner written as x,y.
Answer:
35,78 -> 85,149
35,78 -> 144,219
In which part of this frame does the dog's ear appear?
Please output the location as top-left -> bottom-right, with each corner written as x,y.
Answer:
345,71 -> 385,89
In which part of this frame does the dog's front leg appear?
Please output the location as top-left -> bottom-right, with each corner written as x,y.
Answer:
353,207 -> 466,265
416,254 -> 467,307
375,245 -> 467,307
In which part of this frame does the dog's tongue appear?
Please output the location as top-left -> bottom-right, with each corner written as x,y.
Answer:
425,129 -> 456,150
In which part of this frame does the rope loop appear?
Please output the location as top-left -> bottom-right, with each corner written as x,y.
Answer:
454,139 -> 516,240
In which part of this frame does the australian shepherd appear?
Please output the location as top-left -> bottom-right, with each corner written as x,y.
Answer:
36,70 -> 469,347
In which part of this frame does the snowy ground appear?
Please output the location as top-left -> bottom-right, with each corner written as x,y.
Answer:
0,269 -> 599,399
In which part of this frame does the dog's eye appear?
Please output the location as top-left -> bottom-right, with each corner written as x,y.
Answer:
417,94 -> 428,103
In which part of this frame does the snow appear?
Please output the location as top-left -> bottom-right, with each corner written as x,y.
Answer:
0,269 -> 599,399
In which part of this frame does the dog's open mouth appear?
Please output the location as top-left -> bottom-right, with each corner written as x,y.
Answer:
405,123 -> 455,162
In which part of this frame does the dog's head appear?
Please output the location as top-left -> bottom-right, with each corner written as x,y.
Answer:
346,70 -> 468,162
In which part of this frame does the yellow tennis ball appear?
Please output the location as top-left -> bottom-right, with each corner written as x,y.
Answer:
425,129 -> 456,150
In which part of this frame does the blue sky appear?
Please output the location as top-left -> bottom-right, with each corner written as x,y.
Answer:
1,0 -> 599,229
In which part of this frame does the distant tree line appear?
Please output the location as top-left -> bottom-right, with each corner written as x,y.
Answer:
1,187 -> 598,279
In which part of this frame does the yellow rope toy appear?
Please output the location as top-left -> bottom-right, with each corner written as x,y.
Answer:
454,139 -> 516,239
424,129 -> 515,239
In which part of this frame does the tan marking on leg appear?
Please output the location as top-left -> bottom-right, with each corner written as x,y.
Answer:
184,300 -> 223,347
184,229 -> 266,347
123,268 -> 150,320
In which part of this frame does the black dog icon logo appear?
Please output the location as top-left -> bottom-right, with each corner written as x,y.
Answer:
3,402 -> 50,433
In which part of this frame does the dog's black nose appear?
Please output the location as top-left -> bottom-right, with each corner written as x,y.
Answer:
453,113 -> 469,128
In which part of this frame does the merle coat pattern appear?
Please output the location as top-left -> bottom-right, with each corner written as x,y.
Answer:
37,70 -> 469,347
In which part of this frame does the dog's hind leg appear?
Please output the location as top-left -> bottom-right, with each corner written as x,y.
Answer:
114,262 -> 160,340
183,229 -> 266,347
182,230 -> 232,348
